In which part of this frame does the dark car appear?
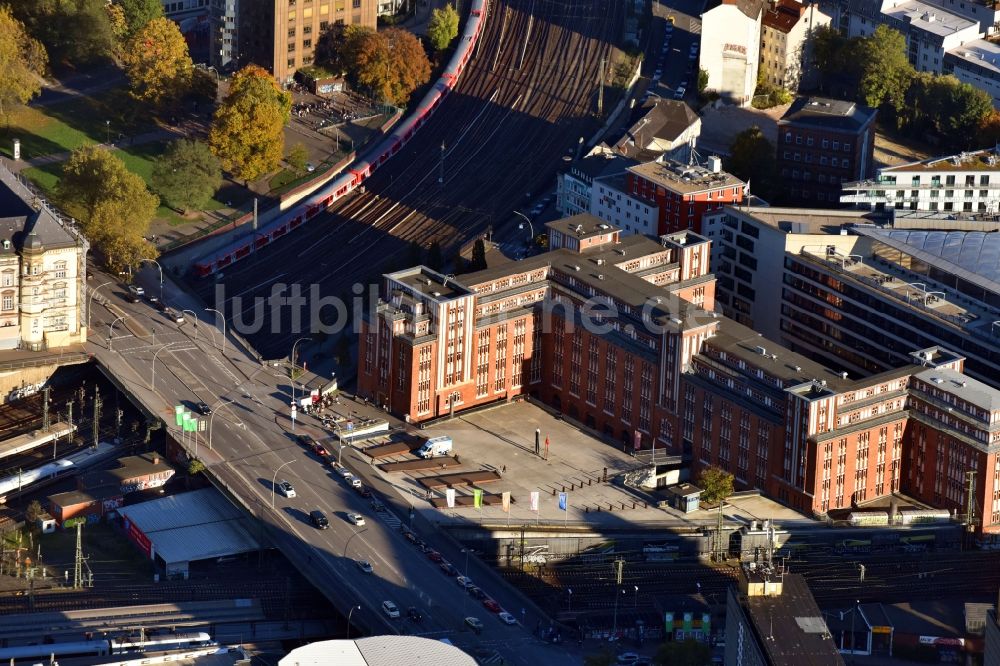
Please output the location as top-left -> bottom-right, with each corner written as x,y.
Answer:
439,561 -> 458,576
468,586 -> 487,600
309,510 -> 329,529
407,607 -> 423,623
426,550 -> 443,563
154,300 -> 168,313
356,485 -> 372,498
371,498 -> 385,511
297,434 -> 317,448
196,402 -> 212,415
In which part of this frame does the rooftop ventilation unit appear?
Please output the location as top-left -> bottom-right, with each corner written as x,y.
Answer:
432,291 -> 441,297
573,265 -> 581,271
841,371 -> 849,379
755,345 -> 767,356
597,274 -> 605,280
794,365 -> 802,372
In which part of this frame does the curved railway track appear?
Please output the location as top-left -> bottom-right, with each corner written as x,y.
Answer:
200,0 -> 625,357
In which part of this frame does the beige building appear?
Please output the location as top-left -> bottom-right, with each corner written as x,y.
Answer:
240,0 -> 378,84
760,0 -> 830,91
0,167 -> 87,352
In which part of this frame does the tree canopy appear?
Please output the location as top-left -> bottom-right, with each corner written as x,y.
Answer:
427,4 -> 460,52
117,0 -> 163,39
0,8 -> 48,121
152,140 -> 222,212
698,466 -> 734,504
209,64 -> 292,182
724,126 -> 777,203
59,146 -> 158,272
904,73 -> 993,146
470,238 -> 487,271
316,24 -> 373,77
353,28 -> 431,105
11,0 -> 113,66
857,25 -> 914,113
121,17 -> 193,107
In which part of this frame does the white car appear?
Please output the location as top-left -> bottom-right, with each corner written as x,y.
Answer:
357,559 -> 373,573
347,513 -> 366,526
456,575 -> 474,589
350,478 -> 362,489
498,611 -> 517,625
382,600 -> 400,618
277,480 -> 296,498
674,86 -> 686,99
336,467 -> 351,478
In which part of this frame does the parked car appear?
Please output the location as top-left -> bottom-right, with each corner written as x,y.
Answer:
356,485 -> 372,498
456,576 -> 474,589
350,478 -> 362,489
196,402 -> 212,415
297,434 -> 317,448
371,498 -> 386,511
468,586 -> 487,600
277,480 -> 296,498
427,550 -> 443,563
347,513 -> 365,526
165,308 -> 184,323
154,300 -> 168,313
407,607 -> 423,622
498,611 -> 517,625
483,598 -> 502,613
382,601 -> 400,618
465,617 -> 483,634
309,510 -> 329,529
440,562 -> 458,576
356,559 -> 373,573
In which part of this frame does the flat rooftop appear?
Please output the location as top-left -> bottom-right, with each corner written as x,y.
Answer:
627,160 -> 744,196
879,145 -> 1000,173
727,205 -> 883,234
948,38 -> 1000,76
779,96 -> 876,132
914,366 -> 1000,413
546,212 -> 619,240
882,0 -> 977,38
742,572 -> 844,665
387,266 -> 473,301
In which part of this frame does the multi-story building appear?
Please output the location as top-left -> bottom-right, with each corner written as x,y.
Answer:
556,147 -> 636,217
705,204 -> 1000,389
163,0 -> 210,24
725,564 -> 844,666
237,0 -> 377,83
777,96 -> 877,206
699,0 -> 766,105
830,0 -> 996,49
0,167 -> 88,352
841,145 -> 1000,213
591,157 -> 745,236
944,39 -> 1000,109
760,0 -> 831,90
359,214 -> 1000,531
611,99 -> 702,164
210,0 -> 239,71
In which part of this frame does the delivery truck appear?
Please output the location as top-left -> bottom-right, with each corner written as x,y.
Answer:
416,436 -> 453,459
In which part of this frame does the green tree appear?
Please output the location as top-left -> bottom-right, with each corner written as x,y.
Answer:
697,68 -> 709,93
905,74 -> 992,147
470,238 -> 487,271
117,0 -> 163,38
188,459 -> 206,475
427,4 -> 460,52
316,24 -> 374,77
12,0 -> 113,66
653,638 -> 712,666
858,25 -> 914,113
209,64 -> 292,182
699,466 -> 734,504
810,25 -> 863,96
59,145 -> 159,272
120,17 -> 192,107
106,3 -> 128,45
25,499 -> 44,524
353,28 -> 431,105
426,241 -> 443,272
724,125 -> 777,202
0,8 -> 48,122
151,140 -> 222,212
287,142 -> 309,172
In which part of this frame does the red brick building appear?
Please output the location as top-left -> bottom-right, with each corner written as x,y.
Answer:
358,216 -> 1000,532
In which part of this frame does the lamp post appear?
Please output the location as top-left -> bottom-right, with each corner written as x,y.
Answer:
290,337 -> 310,405
513,211 -> 534,243
612,588 -> 624,638
271,460 -> 295,508
181,309 -> 198,339
108,315 -> 126,351
849,599 -> 859,658
462,548 -> 470,616
105,120 -> 110,144
633,585 -> 639,608
87,280 -> 114,330
208,399 -> 241,451
139,259 -> 163,302
205,308 -> 227,353
568,587 -> 573,612
150,342 -> 180,390
346,605 -> 361,639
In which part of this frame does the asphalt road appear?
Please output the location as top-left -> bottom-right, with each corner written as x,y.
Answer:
86,265 -> 581,664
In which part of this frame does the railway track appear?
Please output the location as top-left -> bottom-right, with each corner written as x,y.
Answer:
202,0 -> 626,357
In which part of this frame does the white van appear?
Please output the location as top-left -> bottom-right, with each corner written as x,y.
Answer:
416,436 -> 453,459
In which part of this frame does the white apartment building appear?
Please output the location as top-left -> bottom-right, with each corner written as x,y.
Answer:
700,0 -> 766,105
589,174 -> 659,237
841,146 -> 1000,214
760,0 -> 832,90
945,38 -> 1000,108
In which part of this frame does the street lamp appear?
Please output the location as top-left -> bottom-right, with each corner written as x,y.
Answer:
139,259 -> 164,302
108,315 -> 127,351
513,211 -> 534,243
105,120 -> 110,144
271,460 -> 295,508
612,588 -> 624,638
346,605 -> 361,639
208,398 -> 242,451
633,585 -> 639,608
150,342 -> 181,390
205,308 -> 227,353
181,309 -> 198,339
87,280 -> 114,330
290,337 -> 310,405
568,587 -> 573,612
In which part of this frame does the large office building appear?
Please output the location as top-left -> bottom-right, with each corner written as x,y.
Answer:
704,204 -> 1000,387
230,0 -> 377,82
556,148 -> 636,218
760,0 -> 831,91
591,158 -> 745,236
776,96 -> 877,206
841,145 -> 1000,214
944,39 -> 1000,109
359,214 -> 1000,532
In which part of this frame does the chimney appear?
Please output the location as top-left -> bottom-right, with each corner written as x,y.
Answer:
151,453 -> 161,465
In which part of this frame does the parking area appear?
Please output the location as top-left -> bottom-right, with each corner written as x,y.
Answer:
357,401 -> 810,529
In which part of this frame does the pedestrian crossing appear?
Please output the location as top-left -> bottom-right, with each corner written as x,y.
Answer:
378,508 -> 402,530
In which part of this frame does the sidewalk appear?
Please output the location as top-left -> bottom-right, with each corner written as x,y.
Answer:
5,127 -> 186,175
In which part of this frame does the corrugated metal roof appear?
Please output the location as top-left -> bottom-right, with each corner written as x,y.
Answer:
119,489 -> 258,564
279,636 -> 477,666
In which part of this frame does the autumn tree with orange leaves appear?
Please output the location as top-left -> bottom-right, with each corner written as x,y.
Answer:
353,28 -> 431,106
120,17 -> 192,107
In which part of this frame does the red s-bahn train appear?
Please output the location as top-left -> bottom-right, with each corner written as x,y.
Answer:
193,0 -> 488,277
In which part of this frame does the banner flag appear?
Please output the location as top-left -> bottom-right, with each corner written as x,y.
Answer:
558,492 -> 568,511
473,488 -> 483,509
502,491 -> 510,513
529,491 -> 539,512
446,488 -> 456,508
